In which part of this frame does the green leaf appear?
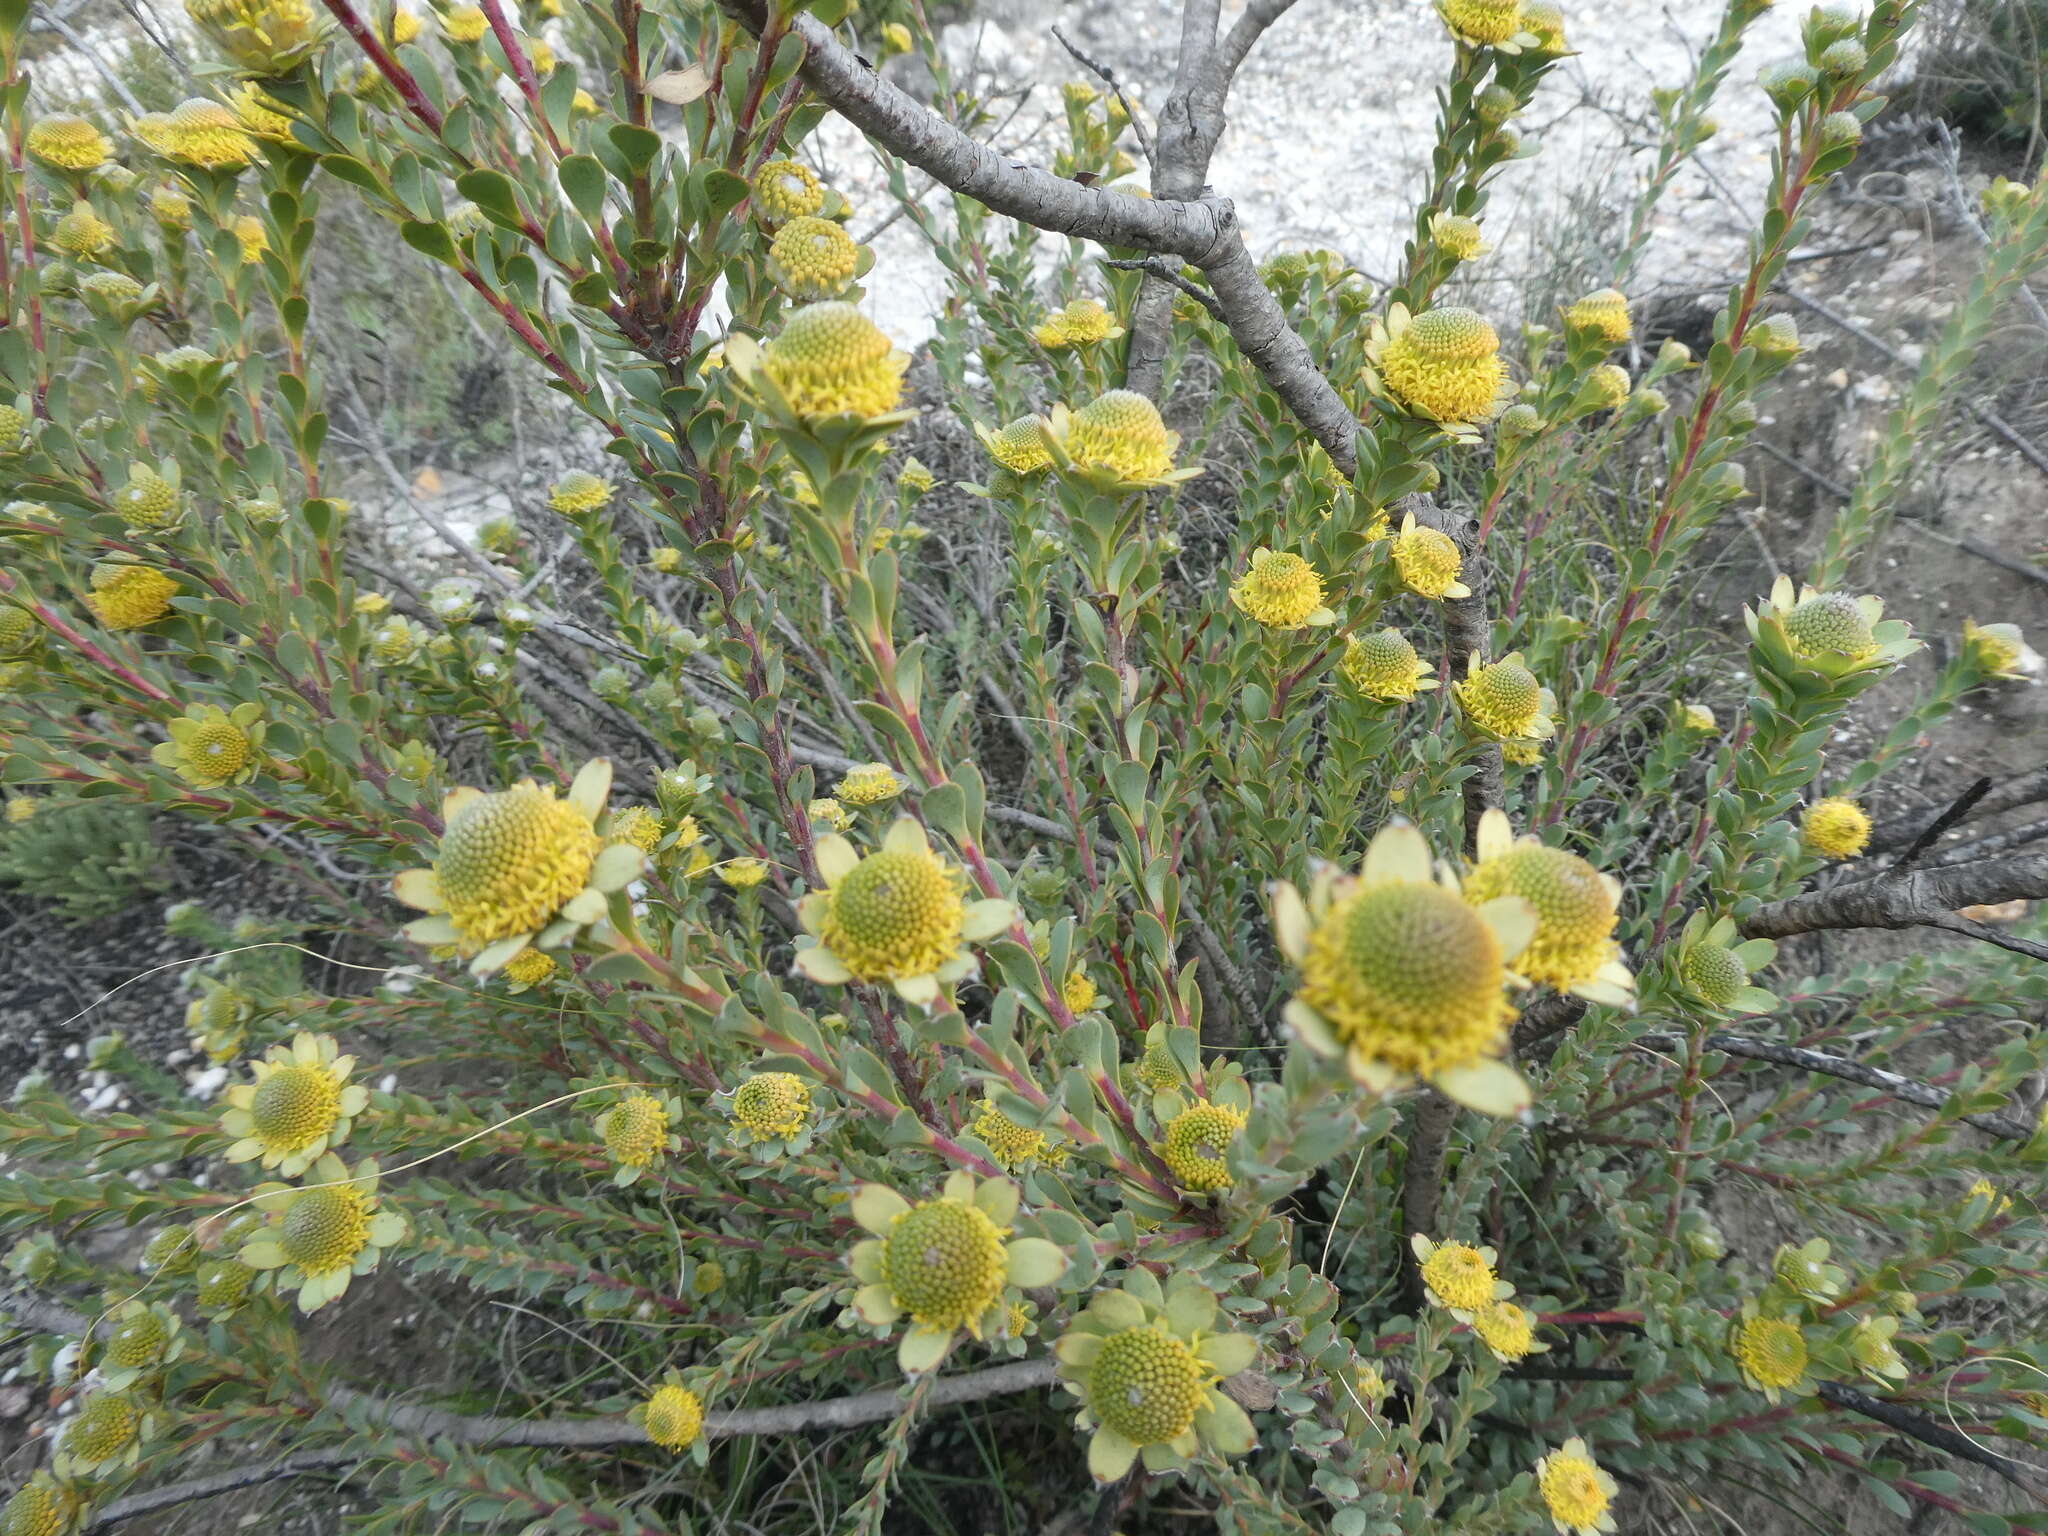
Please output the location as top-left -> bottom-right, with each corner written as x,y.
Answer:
558,154 -> 608,221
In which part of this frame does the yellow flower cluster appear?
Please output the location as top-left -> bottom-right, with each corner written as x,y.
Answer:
28,115 -> 111,171
1801,796 -> 1870,860
768,216 -> 859,302
1229,549 -> 1335,630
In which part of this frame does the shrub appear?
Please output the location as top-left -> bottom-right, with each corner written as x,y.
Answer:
2,0 -> 2047,1532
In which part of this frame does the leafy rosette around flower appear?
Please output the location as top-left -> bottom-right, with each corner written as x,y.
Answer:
1535,1435 -> 1620,1536
1340,628 -> 1437,702
1270,821 -> 1535,1115
219,1031 -> 368,1177
1452,653 -> 1556,744
239,1153 -> 406,1312
1390,512 -> 1471,599
1053,1272 -> 1258,1481
1673,913 -> 1778,1015
1151,1072 -> 1253,1194
794,818 -> 1015,1006
151,701 -> 266,789
97,1298 -> 186,1390
1745,574 -> 1918,698
1035,297 -> 1125,349
1846,1313 -> 1909,1384
1362,304 -> 1512,439
1042,391 -> 1201,492
0,1473 -> 84,1536
1770,1237 -> 1846,1303
52,1391 -> 159,1479
1229,549 -> 1336,630
1411,1234 -> 1513,1322
975,415 -> 1055,478
1465,811 -> 1632,1006
846,1171 -> 1068,1374
1963,619 -> 2041,683
595,1090 -> 681,1185
1729,1298 -> 1812,1403
967,1095 -> 1052,1173
393,759 -> 638,975
1472,1299 -> 1548,1364
717,1071 -> 820,1159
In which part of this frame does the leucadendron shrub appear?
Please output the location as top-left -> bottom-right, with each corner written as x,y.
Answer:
3,0 -> 2047,1531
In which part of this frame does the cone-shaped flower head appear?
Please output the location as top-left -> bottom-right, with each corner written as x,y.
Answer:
1054,1272 -> 1258,1481
757,301 -> 908,420
1439,0 -> 1527,46
161,98 -> 258,169
0,606 -> 41,660
185,0 -> 332,72
195,1257 -> 257,1314
1747,576 -> 1917,689
548,470 -> 611,514
751,158 -> 825,228
795,818 -> 1015,1006
1772,1237 -> 1846,1301
969,1098 -> 1047,1170
1391,512 -> 1471,599
1848,1314 -> 1909,1383
608,804 -> 662,853
1341,628 -> 1437,702
1464,811 -> 1632,1004
1535,1437 -> 1620,1536
1412,1234 -> 1512,1319
1271,822 -> 1534,1114
100,1298 -> 184,1388
1051,389 -> 1189,489
1453,653 -> 1556,743
767,215 -> 860,301
393,760 -> 636,973
53,201 -> 115,260
55,1393 -> 146,1478
219,1031 -> 368,1176
1565,288 -> 1631,343
115,465 -> 181,530
833,761 -> 904,806
441,5 -> 489,41
1036,297 -> 1125,348
979,415 -> 1054,475
1473,1300 -> 1547,1363
28,116 -> 111,172
239,1153 -> 405,1311
1368,305 -> 1511,426
635,1379 -> 704,1451
1676,915 -> 1778,1014
848,1171 -> 1068,1374
1157,1097 -> 1248,1192
598,1091 -> 670,1171
228,82 -> 296,141
86,562 -> 179,629
731,1071 -> 811,1139
151,700 -> 264,788
1730,1302 -> 1810,1401
1521,1 -> 1569,51
1230,548 -> 1335,630
1,1475 -> 83,1536
1801,796 -> 1869,860
1785,591 -> 1877,660
1579,363 -> 1631,412
1430,212 -> 1489,262
1963,619 -> 2041,682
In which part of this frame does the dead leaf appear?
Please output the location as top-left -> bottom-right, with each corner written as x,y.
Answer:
646,66 -> 709,106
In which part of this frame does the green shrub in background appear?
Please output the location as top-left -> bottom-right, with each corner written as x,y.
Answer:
1,0 -> 2047,1532
0,801 -> 171,922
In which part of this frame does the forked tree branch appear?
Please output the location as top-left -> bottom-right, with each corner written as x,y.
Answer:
1869,765 -> 2048,853
712,0 -> 1360,472
1741,851 -> 2048,962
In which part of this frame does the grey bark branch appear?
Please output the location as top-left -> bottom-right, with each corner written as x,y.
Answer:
712,0 -> 1358,468
1869,765 -> 2048,852
1816,1380 -> 2048,1496
1740,850 -> 2048,962
1632,1033 -> 2037,1140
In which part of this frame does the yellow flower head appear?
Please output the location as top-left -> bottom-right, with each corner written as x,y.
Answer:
161,98 -> 259,169
28,115 -> 111,172
805,796 -> 853,833
1272,821 -> 1534,1114
1679,701 -> 1718,735
1036,297 -> 1125,348
1429,212 -> 1490,262
393,761 -> 634,972
1967,1178 -> 2013,1218
848,1171 -> 1066,1373
388,6 -> 422,43
1062,967 -> 1100,1014
1341,629 -> 1437,702
1439,0 -> 1526,45
1230,548 -> 1336,630
86,561 -> 180,629
1053,1272 -> 1257,1481
1,1475 -> 83,1536
1473,1300 -> 1546,1364
795,818 -> 1016,1006
1157,1098 -> 1248,1192
1581,363 -> 1631,411
599,1091 -> 670,1169
1392,512 -> 1471,599
151,184 -> 193,228
55,1393 -> 147,1478
1964,619 -> 2040,682
240,1152 -> 405,1311
751,158 -> 825,229
1801,796 -> 1870,860
731,1071 -> 812,1139
548,470 -> 611,514
1466,812 -> 1632,1004
718,856 -> 769,889
1521,1 -> 1569,51
1,606 -> 42,665
440,4 -> 489,41
1565,287 -> 1631,343
833,760 -> 905,806
759,302 -> 909,420
767,215 -> 860,302
1371,305 -> 1511,425
152,699 -> 266,788
1535,1437 -> 1619,1535
80,271 -> 145,310
501,946 -> 556,988
219,1031 -> 368,1177
1731,1306 -> 1810,1401
1412,1234 -> 1510,1317
1052,389 -> 1185,488
1453,652 -> 1556,743
970,1098 -> 1047,1170
52,201 -> 115,260
228,83 -> 297,142
185,0 -> 332,72
981,415 -> 1054,475
636,1381 -> 704,1452
115,464 -> 181,530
